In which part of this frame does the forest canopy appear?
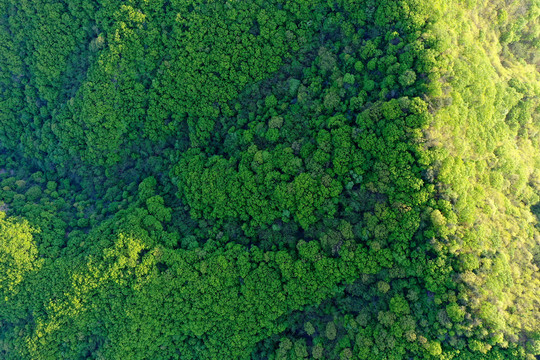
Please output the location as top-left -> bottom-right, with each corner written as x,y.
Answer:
0,0 -> 539,359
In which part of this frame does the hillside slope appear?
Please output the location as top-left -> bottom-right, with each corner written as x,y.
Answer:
0,0 -> 538,359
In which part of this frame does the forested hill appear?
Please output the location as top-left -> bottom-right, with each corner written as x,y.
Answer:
0,0 -> 539,359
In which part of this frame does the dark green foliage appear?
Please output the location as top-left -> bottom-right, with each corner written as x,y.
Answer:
0,0 -> 538,359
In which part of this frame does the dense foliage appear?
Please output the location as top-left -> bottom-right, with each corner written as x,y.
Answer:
0,0 -> 538,359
